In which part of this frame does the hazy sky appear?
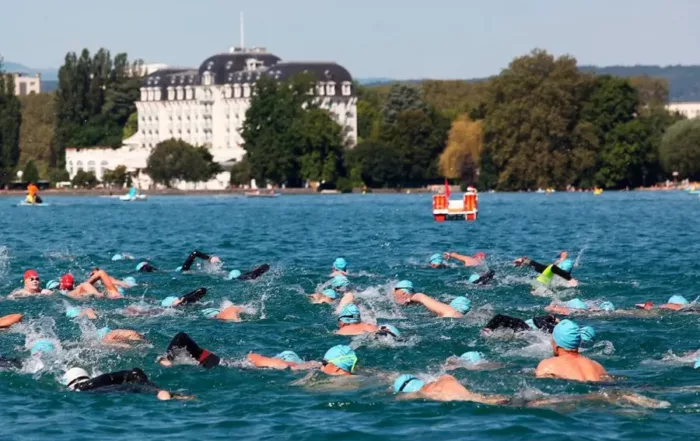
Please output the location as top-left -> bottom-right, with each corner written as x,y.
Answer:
2,0 -> 699,79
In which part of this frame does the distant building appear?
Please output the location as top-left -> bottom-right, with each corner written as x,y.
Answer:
65,47 -> 357,190
7,73 -> 41,96
666,102 -> 700,119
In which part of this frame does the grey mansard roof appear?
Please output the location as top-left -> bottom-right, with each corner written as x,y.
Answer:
264,62 -> 353,83
198,52 -> 282,85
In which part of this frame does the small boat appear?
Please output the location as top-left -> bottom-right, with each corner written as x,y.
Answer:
593,188 -> 603,195
120,187 -> 147,201
245,189 -> 280,198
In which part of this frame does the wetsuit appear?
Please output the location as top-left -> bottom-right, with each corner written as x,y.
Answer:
0,356 -> 21,369
164,332 -> 220,369
472,270 -> 496,285
181,250 -> 213,271
484,314 -> 558,333
526,259 -> 572,281
179,287 -> 207,305
71,368 -> 157,392
237,264 -> 270,281
137,262 -> 158,273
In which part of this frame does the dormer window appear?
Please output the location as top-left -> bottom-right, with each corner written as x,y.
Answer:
225,85 -> 232,98
234,85 -> 241,98
326,82 -> 336,95
316,83 -> 325,96
140,89 -> 147,101
167,87 -> 174,100
176,87 -> 183,100
243,83 -> 250,98
147,89 -> 154,101
155,89 -> 161,100
185,87 -> 193,100
203,71 -> 212,86
342,82 -> 352,96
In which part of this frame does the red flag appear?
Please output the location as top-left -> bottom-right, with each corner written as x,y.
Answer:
444,178 -> 451,199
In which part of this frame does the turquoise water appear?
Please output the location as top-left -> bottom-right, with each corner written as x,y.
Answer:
2,192 -> 700,440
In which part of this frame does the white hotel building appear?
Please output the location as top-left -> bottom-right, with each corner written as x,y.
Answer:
65,47 -> 358,189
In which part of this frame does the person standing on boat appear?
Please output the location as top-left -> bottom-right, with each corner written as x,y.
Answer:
26,182 -> 41,204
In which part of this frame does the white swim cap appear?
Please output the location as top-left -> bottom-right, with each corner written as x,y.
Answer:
62,367 -> 89,389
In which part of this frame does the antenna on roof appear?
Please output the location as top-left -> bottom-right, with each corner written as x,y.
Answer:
240,11 -> 245,50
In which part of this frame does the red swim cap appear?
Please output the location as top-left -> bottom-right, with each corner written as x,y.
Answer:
60,274 -> 75,290
24,269 -> 39,280
474,252 -> 486,260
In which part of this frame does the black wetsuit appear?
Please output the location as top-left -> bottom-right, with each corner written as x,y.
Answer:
0,356 -> 21,369
179,287 -> 208,305
138,262 -> 158,272
472,270 -> 496,285
164,332 -> 220,369
71,368 -> 157,393
181,250 -> 213,271
484,314 -> 558,334
527,259 -> 572,281
237,264 -> 270,281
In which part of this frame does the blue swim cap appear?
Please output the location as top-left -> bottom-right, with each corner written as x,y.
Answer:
123,276 -> 137,287
227,270 -> 242,280
117,286 -> 125,295
202,308 -> 220,318
694,357 -> 700,370
30,339 -> 55,356
96,327 -> 111,340
524,318 -> 536,329
333,257 -> 348,271
338,304 -> 361,324
460,351 -> 484,364
394,280 -> 414,293
46,279 -> 60,290
322,288 -> 338,300
449,296 -> 471,314
161,296 -> 179,307
275,350 -> 303,364
468,273 -> 481,284
393,374 -> 425,393
331,275 -> 349,289
558,258 -> 574,272
112,254 -> 124,261
66,307 -> 81,318
378,324 -> 401,337
323,345 -> 358,373
580,326 -> 596,343
175,266 -> 183,272
599,301 -> 615,312
429,253 -> 444,266
136,262 -> 148,271
553,319 -> 582,350
565,298 -> 588,310
668,295 -> 689,305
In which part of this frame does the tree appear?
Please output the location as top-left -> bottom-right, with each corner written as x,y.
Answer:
102,165 -> 128,187
123,112 -> 138,139
346,142 -> 403,188
382,84 -> 427,125
0,62 -> 22,184
659,119 -> 700,180
295,108 -> 346,185
356,100 -> 380,141
19,93 -> 55,178
22,160 -> 40,183
71,169 -> 98,188
146,139 -> 219,187
230,156 -> 252,186
49,168 -> 70,185
439,115 -> 483,186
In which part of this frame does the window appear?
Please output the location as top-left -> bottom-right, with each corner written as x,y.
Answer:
168,88 -> 174,100
76,161 -> 84,171
68,161 -> 74,175
203,72 -> 212,86
141,89 -> 147,101
316,83 -> 325,95
225,86 -> 232,99
176,88 -> 183,100
342,82 -> 351,96
147,89 -> 154,101
243,84 -> 250,97
87,161 -> 96,173
234,85 -> 241,98
186,88 -> 193,100
155,89 -> 161,100
326,82 -> 336,95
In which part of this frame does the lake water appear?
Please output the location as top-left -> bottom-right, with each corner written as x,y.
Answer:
1,192 -> 700,440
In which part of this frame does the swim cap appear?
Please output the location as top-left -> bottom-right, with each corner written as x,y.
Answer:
393,374 -> 425,393
338,304 -> 361,324
460,351 -> 484,364
227,270 -> 242,280
66,307 -> 81,318
429,253 -> 444,266
275,350 -> 303,364
524,318 -> 536,329
123,276 -> 137,287
175,266 -> 183,272
668,295 -> 689,305
96,327 -> 111,340
322,288 -> 338,300
136,262 -> 148,271
161,296 -> 179,307
323,345 -> 358,373
333,257 -> 348,271
202,308 -> 220,318
565,298 -> 588,310
558,258 -> 574,272
377,324 -> 401,337
331,275 -> 349,289
112,253 -> 124,261
580,326 -> 596,343
24,269 -> 38,280
46,279 -> 60,290
116,286 -> 125,295
553,319 -> 582,350
694,357 -> 700,370
468,273 -> 480,284
394,280 -> 414,293
30,339 -> 55,356
62,367 -> 89,387
474,252 -> 486,260
599,301 -> 615,312
60,274 -> 75,290
449,296 -> 471,314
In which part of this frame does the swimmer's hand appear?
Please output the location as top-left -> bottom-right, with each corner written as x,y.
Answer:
513,257 -> 529,267
568,279 -> 579,288
40,289 -> 54,296
157,356 -> 173,367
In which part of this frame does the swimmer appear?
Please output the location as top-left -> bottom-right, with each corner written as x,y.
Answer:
136,261 -> 158,272
247,350 -> 322,371
514,252 -> 578,287
393,281 -> 471,318
330,257 -> 348,276
535,319 -> 608,382
309,288 -> 340,304
482,313 -> 559,335
201,302 -> 246,322
177,250 -> 221,272
336,304 -> 379,335
96,327 -> 145,347
468,269 -> 496,285
635,295 -> 692,311
9,270 -> 54,298
66,306 -> 98,320
0,313 -> 23,329
443,251 -> 487,267
320,345 -> 358,376
393,374 -> 509,404
111,253 -> 135,261
61,367 -> 193,400
546,299 -> 619,316
160,287 -> 208,308
226,264 -> 270,281
157,332 -> 220,369
65,269 -> 123,299
444,351 -> 503,370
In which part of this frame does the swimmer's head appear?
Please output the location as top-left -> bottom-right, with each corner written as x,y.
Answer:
393,374 -> 425,393
460,351 -> 484,364
123,276 -> 137,287
552,319 -> 582,351
96,327 -> 111,340
331,275 -> 350,290
62,367 -> 90,389
429,253 -> 445,268
599,301 -> 615,312
227,270 -> 242,280
579,326 -> 596,343
338,304 -> 361,324
112,253 -> 124,261
58,274 -> 74,290
474,252 -> 486,261
668,295 -> 689,306
468,273 -> 481,284
376,324 -> 401,338
321,288 -> 338,300
565,298 -> 588,310
558,258 -> 574,273
24,269 -> 40,288
322,345 -> 358,374
161,296 -> 179,307
46,279 -> 60,290
449,296 -> 471,314
394,280 -> 414,294
30,339 -> 55,356
333,257 -> 348,272
558,251 -> 568,260
202,308 -> 220,318
65,306 -> 81,318
275,350 -> 303,364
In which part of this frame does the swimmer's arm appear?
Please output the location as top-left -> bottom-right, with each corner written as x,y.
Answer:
93,271 -> 121,297
447,252 -> 481,267
335,292 -> 355,314
290,361 -> 322,371
39,289 -> 54,296
111,278 -> 131,288
216,306 -> 242,322
468,393 -> 510,405
410,294 -> 461,318
660,303 -> 683,311
544,305 -> 571,315
106,330 -> 144,341
247,354 -> 290,370
0,313 -> 22,328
